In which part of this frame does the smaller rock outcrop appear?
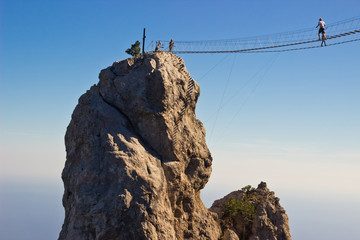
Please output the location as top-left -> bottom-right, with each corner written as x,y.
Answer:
210,182 -> 291,240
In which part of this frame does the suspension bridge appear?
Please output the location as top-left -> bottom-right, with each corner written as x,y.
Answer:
149,16 -> 360,54
147,16 -> 360,146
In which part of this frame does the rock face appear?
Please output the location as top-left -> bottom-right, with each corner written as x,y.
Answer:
210,182 -> 292,240
59,51 -> 291,240
59,52 -> 221,240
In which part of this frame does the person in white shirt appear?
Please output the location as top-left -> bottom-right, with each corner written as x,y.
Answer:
155,41 -> 162,51
316,18 -> 326,40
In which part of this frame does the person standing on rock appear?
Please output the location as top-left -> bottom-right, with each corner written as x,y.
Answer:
155,41 -> 162,51
169,39 -> 174,52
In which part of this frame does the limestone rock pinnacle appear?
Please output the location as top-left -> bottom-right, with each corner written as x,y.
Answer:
59,51 -> 291,240
59,52 -> 221,240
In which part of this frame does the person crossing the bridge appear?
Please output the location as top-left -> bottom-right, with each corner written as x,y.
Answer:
316,18 -> 326,41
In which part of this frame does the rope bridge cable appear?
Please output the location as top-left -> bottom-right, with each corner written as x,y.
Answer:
172,30 -> 360,54
211,53 -> 280,146
240,37 -> 360,53
204,53 -> 280,124
208,54 -> 237,143
149,16 -> 360,54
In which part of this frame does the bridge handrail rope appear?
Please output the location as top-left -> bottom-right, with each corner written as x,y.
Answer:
149,16 -> 360,54
173,30 -> 360,54
238,37 -> 360,53
174,16 -> 360,44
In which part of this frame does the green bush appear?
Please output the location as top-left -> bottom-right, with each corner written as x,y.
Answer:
221,186 -> 257,239
224,198 -> 255,222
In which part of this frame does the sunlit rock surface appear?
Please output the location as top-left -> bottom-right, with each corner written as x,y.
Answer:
59,52 -> 221,240
210,182 -> 292,240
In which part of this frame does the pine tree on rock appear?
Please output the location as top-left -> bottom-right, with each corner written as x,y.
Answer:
125,40 -> 141,57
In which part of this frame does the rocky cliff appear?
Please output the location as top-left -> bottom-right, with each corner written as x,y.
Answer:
210,182 -> 291,240
59,51 -> 291,240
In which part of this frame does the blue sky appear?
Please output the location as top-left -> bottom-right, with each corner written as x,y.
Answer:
1,0 -> 360,239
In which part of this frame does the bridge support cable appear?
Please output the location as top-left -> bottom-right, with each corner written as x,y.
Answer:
239,37 -> 360,53
204,54 -> 279,125
208,54 -> 237,143
211,54 -> 280,146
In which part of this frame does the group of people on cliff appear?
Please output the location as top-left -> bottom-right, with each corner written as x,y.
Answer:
155,39 -> 174,52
